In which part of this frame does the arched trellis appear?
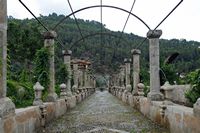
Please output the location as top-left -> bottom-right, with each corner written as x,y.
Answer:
53,5 -> 151,31
70,32 -> 131,49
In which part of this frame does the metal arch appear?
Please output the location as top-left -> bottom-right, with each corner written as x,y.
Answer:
53,5 -> 151,30
70,32 -> 130,49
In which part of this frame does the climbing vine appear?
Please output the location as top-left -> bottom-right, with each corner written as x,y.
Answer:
56,63 -> 69,84
34,47 -> 50,90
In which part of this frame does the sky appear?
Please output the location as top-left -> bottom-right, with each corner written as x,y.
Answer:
7,0 -> 200,42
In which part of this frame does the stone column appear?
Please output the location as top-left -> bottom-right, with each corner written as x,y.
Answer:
147,30 -> 164,101
124,58 -> 132,92
131,49 -> 141,95
78,69 -> 83,88
72,62 -> 78,91
63,50 -> 72,97
84,65 -> 88,88
120,66 -> 125,87
0,0 -> 15,118
44,31 -> 57,102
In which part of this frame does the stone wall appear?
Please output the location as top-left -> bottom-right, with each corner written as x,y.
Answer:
161,83 -> 191,105
109,87 -> 200,133
0,89 -> 95,133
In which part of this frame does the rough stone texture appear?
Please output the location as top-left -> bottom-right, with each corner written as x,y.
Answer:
55,99 -> 67,118
60,83 -> 67,98
67,95 -> 76,109
111,90 -> 200,133
131,49 -> 141,96
44,31 -> 58,102
3,117 -> 15,133
166,104 -> 200,133
124,58 -> 131,87
127,94 -> 134,107
0,0 -> 7,98
147,30 -> 162,39
0,90 -> 95,133
0,0 -> 15,119
0,97 -> 15,119
161,82 -> 191,105
193,98 -> 200,117
72,63 -> 79,92
63,50 -> 73,97
45,91 -> 168,133
147,30 -> 164,101
33,82 -> 44,106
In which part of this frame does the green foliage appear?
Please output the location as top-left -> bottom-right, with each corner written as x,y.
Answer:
34,47 -> 50,89
185,69 -> 200,104
161,64 -> 179,85
56,64 -> 69,84
7,80 -> 34,108
6,13 -> 200,107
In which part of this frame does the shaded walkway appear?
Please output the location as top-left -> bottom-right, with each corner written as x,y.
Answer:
44,91 -> 169,133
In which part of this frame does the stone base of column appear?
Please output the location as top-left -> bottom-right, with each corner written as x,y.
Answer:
46,92 -> 58,102
33,99 -> 43,106
0,97 -> 15,118
147,92 -> 164,101
194,98 -> 200,117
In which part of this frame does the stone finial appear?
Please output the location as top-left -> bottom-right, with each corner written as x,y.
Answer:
137,83 -> 145,96
62,50 -> 72,56
33,82 -> 44,106
43,31 -> 57,39
124,58 -> 131,63
147,30 -> 162,39
131,49 -> 141,55
60,83 -> 67,98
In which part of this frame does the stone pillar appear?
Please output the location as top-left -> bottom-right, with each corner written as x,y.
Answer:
124,58 -> 132,92
72,62 -> 78,91
78,69 -> 83,88
131,49 -> 141,95
44,31 -> 57,102
83,65 -> 87,88
147,30 -> 164,101
63,50 -> 72,97
120,66 -> 125,87
0,0 -> 15,118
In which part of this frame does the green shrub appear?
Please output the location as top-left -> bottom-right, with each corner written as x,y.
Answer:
185,69 -> 200,104
7,80 -> 34,108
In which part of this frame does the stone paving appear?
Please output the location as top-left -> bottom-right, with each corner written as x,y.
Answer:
43,91 -> 169,133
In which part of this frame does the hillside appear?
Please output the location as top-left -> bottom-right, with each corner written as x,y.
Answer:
7,13 -> 200,81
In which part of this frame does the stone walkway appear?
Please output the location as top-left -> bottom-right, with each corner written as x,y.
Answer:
43,91 -> 169,133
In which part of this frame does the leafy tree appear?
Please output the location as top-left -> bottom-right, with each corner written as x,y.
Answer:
185,69 -> 200,104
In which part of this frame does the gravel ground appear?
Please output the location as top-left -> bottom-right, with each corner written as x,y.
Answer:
42,91 -> 169,133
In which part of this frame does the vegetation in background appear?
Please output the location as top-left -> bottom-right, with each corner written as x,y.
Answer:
185,69 -> 200,104
33,47 -> 50,100
6,13 -> 200,107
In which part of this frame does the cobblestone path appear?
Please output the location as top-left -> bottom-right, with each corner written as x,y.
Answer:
44,91 -> 169,133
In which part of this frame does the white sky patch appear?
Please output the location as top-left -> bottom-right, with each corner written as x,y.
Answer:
8,0 -> 200,42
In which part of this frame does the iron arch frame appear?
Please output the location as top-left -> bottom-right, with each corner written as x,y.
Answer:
70,32 -> 131,49
53,5 -> 151,31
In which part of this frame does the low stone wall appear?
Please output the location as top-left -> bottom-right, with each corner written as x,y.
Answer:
0,89 -> 95,133
161,83 -> 191,105
109,87 -> 200,133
